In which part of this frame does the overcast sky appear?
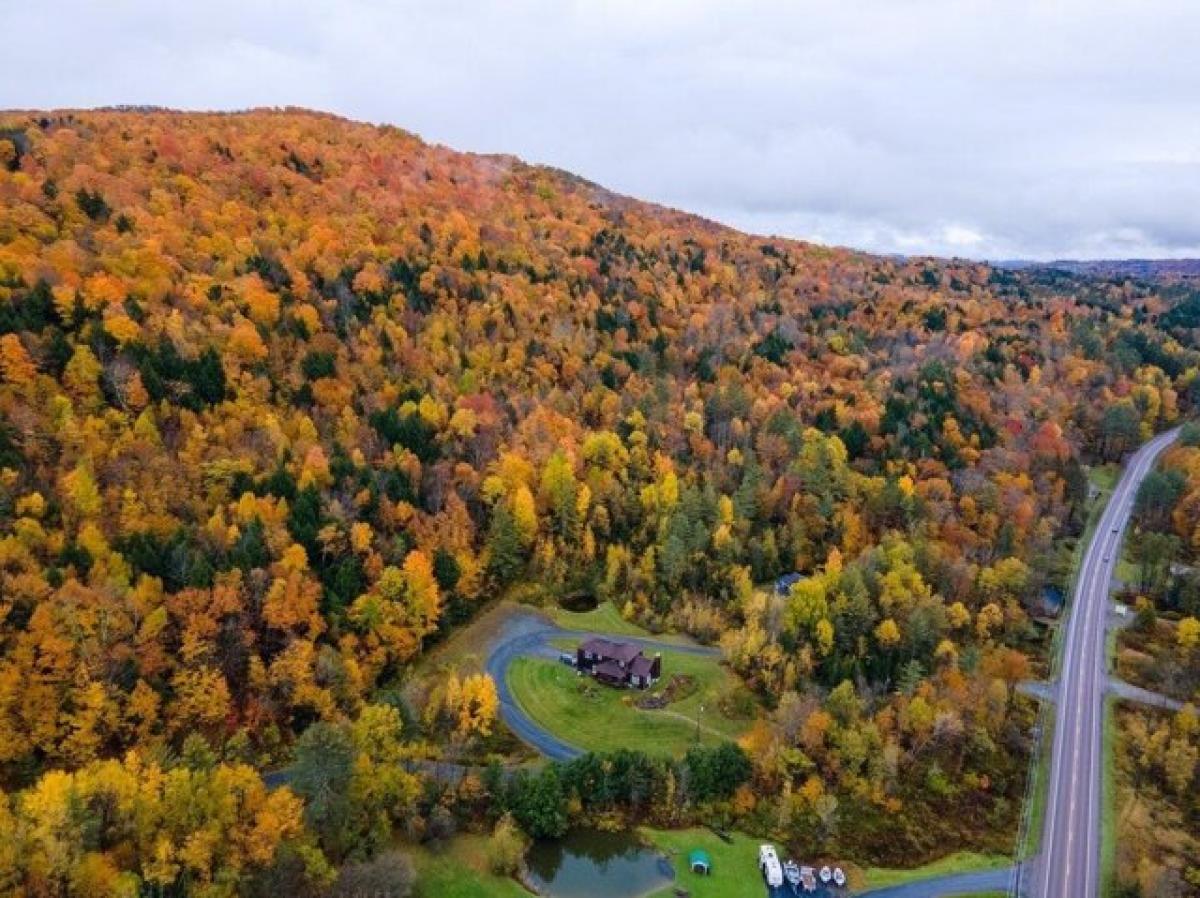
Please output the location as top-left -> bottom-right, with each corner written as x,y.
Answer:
4,0 -> 1198,260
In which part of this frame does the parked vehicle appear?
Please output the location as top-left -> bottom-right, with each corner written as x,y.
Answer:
783,859 -> 801,888
758,845 -> 783,888
799,866 -> 817,892
833,867 -> 847,888
819,865 -> 832,884
558,652 -> 576,666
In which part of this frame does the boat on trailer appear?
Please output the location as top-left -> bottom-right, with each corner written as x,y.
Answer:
783,860 -> 801,888
799,866 -> 817,892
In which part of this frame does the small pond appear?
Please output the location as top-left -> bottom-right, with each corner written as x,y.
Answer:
525,829 -> 674,898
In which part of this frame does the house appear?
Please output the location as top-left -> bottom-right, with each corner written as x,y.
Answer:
775,572 -> 804,596
576,638 -> 662,689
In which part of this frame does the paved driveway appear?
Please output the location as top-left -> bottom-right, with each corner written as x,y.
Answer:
483,609 -> 721,761
856,866 -> 1016,897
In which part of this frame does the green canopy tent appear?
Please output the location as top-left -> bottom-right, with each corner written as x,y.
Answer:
688,850 -> 712,875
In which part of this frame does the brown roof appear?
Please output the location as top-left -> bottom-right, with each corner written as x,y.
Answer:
579,638 -> 642,665
630,655 -> 655,678
594,660 -> 626,681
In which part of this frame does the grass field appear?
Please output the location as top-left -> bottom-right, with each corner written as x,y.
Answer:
409,834 -> 529,898
1020,709 -> 1054,860
545,600 -> 691,642
410,601 -> 521,680
644,827 -> 774,898
644,827 -> 1009,896
1100,693 -> 1118,897
861,851 -> 1012,890
1089,464 -> 1120,494
508,649 -> 750,756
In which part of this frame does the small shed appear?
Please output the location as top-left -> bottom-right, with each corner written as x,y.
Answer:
688,850 -> 712,875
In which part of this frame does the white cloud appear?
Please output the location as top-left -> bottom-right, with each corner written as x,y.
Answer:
2,0 -> 1198,259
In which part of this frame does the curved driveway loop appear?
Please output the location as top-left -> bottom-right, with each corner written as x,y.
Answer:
484,610 -> 719,761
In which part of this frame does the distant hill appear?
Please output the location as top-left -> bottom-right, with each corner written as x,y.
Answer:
997,258 -> 1200,279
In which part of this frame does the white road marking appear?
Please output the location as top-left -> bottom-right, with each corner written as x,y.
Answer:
1037,431 -> 1178,898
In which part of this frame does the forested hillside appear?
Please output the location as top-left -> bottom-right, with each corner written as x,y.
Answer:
0,108 -> 1196,896
1113,423 -> 1200,894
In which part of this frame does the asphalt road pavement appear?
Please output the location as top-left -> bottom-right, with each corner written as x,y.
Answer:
1031,428 -> 1179,898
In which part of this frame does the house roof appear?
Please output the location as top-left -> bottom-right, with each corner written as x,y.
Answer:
630,655 -> 655,678
594,659 -> 626,681
579,638 -> 642,664
775,572 -> 804,594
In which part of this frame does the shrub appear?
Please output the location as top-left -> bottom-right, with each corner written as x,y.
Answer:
331,850 -> 415,898
486,813 -> 528,876
1180,421 -> 1200,447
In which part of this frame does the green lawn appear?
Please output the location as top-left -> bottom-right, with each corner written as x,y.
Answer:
545,600 -> 690,642
644,827 -> 775,898
1115,555 -> 1141,590
1020,710 -> 1054,859
644,828 -> 1008,896
409,834 -> 529,898
862,851 -> 1012,890
1089,464 -> 1119,494
1101,694 -> 1118,897
508,649 -> 751,757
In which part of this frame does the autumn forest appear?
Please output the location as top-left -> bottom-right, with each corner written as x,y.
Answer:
0,109 -> 1197,897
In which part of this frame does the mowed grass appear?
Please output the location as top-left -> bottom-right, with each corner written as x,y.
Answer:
1089,464 -> 1120,494
862,851 -> 1012,890
644,827 -> 773,898
409,833 -> 528,898
545,600 -> 690,643
645,828 -> 1010,897
1021,710 -> 1054,859
1100,694 -> 1119,897
508,649 -> 751,757
410,601 -> 521,682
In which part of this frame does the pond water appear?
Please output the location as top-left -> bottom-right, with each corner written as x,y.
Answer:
525,829 -> 675,898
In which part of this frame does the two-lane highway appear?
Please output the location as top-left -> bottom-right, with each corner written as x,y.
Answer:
1034,428 -> 1179,898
